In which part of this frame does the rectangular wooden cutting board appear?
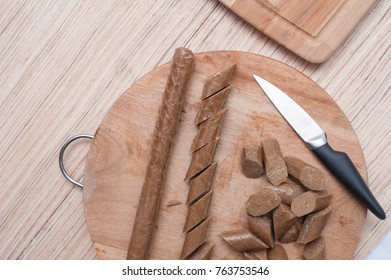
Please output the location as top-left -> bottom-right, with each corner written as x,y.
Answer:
219,0 -> 376,63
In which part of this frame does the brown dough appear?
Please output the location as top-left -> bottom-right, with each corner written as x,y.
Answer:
267,244 -> 288,260
304,236 -> 326,260
248,215 -> 275,248
184,138 -> 219,181
263,183 -> 305,205
127,47 -> 194,260
280,218 -> 304,243
186,241 -> 213,260
195,86 -> 230,125
221,229 -> 269,252
167,199 -> 182,207
181,218 -> 210,259
291,191 -> 332,217
243,251 -> 267,260
191,109 -> 227,151
297,207 -> 332,244
273,203 -> 298,241
246,188 -> 281,216
186,162 -> 217,205
183,190 -> 213,232
202,64 -> 236,99
183,65 -> 234,260
285,156 -> 326,191
241,145 -> 264,178
262,138 -> 288,186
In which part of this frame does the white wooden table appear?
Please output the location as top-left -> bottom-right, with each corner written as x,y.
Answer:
0,0 -> 390,259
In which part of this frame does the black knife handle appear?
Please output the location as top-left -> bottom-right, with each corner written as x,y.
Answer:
313,143 -> 386,220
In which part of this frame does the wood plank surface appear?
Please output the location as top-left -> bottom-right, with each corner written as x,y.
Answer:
257,0 -> 345,36
0,0 -> 390,260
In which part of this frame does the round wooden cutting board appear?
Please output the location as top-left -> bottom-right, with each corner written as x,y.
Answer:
83,51 -> 367,260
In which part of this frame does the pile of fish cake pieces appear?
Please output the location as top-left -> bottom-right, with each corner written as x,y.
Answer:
222,138 -> 332,260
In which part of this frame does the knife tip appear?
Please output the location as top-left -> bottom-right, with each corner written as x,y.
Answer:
252,74 -> 266,88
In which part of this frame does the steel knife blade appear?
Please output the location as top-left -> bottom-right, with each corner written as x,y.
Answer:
253,74 -> 386,220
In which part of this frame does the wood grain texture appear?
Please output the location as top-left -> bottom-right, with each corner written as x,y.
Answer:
219,0 -> 376,62
84,51 -> 366,259
0,0 -> 389,260
258,0 -> 345,36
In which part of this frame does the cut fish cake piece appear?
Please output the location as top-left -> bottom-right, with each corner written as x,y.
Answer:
246,188 -> 281,216
291,191 -> 332,217
241,145 -> 264,178
285,156 -> 326,191
221,229 -> 269,252
262,138 -> 288,186
297,207 -> 332,244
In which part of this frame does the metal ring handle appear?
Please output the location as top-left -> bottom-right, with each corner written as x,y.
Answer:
59,134 -> 94,188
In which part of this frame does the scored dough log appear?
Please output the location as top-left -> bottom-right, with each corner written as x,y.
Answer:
191,109 -> 227,151
186,241 -> 213,260
182,64 -> 235,260
126,47 -> 194,260
181,218 -> 210,259
194,86 -> 230,125
183,190 -> 213,233
186,162 -> 217,205
184,138 -> 219,181
202,64 -> 236,99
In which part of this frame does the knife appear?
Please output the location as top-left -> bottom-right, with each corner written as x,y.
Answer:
253,74 -> 386,220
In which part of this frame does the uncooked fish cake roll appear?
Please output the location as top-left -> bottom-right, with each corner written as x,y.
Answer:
127,47 -> 195,260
